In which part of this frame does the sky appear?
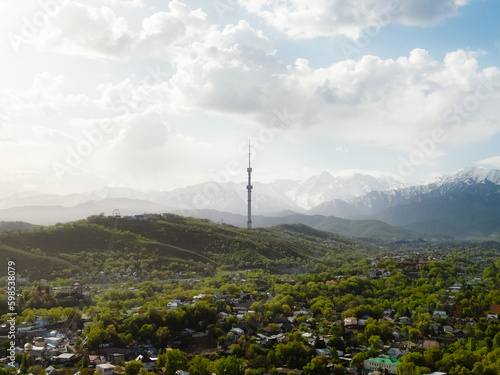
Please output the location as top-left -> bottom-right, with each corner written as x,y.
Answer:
1,0 -> 500,196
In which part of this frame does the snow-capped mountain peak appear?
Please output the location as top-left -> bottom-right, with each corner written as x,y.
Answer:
442,167 -> 500,185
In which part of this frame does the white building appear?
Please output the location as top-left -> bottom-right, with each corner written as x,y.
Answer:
96,363 -> 115,375
364,355 -> 400,375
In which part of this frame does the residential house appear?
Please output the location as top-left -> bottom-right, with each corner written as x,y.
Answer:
256,333 -> 268,346
181,328 -> 195,337
392,330 -> 402,342
88,355 -> 107,366
399,316 -> 411,325
29,345 -> 46,358
344,317 -> 358,326
368,269 -> 380,279
387,348 -> 401,358
382,315 -> 395,323
35,315 -> 50,328
167,300 -> 182,310
432,311 -> 447,320
107,353 -> 125,364
486,313 -> 498,321
488,305 -> 500,314
315,348 -> 330,357
423,340 -> 440,349
96,364 -> 115,375
136,354 -> 156,371
449,284 -> 462,293
54,353 -> 78,365
443,326 -> 454,335
217,312 -> 229,322
236,313 -> 246,321
17,325 -> 33,333
230,327 -> 245,338
429,323 -> 439,335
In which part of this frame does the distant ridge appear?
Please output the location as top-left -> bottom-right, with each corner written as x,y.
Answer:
310,167 -> 500,238
0,167 -> 498,239
0,221 -> 34,233
170,209 -> 446,244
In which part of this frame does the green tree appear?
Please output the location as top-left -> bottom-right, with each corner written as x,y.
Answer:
368,335 -> 382,351
188,355 -> 211,375
424,346 -> 442,370
303,355 -> 329,375
350,352 -> 368,368
162,349 -> 188,375
331,364 -> 347,375
408,327 -> 421,341
398,362 -> 416,375
85,324 -> 106,350
125,361 -> 143,375
400,352 -> 425,367
0,368 -> 17,375
211,355 -> 245,375
139,324 -> 155,341
79,369 -> 95,375
156,326 -> 170,347
276,337 -> 312,369
266,323 -> 281,335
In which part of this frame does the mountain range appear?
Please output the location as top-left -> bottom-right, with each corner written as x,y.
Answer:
0,167 -> 499,240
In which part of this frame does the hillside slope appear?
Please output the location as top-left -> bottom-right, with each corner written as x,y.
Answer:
0,213 -> 373,280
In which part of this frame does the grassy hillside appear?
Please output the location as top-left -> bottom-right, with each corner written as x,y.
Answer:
0,213 -> 375,280
0,243 -> 71,280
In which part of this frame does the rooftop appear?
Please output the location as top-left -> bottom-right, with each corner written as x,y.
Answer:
367,355 -> 400,365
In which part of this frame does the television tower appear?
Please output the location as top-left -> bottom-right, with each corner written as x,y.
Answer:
246,141 -> 253,229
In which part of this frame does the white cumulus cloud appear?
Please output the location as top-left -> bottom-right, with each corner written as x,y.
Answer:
96,39 -> 500,153
238,0 -> 467,39
18,0 -> 209,60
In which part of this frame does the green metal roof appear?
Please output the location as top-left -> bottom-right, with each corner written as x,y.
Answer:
366,355 -> 401,365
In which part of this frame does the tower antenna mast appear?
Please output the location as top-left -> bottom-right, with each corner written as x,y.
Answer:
246,140 -> 253,229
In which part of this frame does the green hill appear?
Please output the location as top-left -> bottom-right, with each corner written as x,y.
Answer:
0,213 -> 375,281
